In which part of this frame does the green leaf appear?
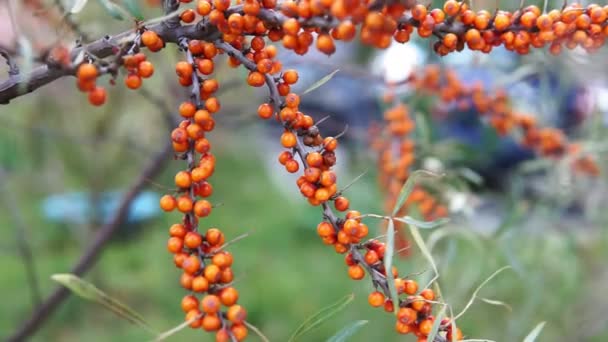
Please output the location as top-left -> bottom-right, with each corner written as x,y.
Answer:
151,316 -> 201,341
426,304 -> 446,342
408,224 -> 439,289
51,274 -> 154,333
384,219 -> 398,314
479,298 -> 512,312
69,0 -> 89,13
326,320 -> 368,342
96,0 -> 125,20
302,69 -> 339,95
394,216 -> 449,229
288,293 -> 355,342
452,266 -> 512,321
522,321 -> 546,342
123,0 -> 144,20
391,170 -> 442,217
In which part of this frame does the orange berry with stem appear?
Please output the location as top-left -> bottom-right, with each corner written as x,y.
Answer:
160,195 -> 177,211
368,291 -> 385,307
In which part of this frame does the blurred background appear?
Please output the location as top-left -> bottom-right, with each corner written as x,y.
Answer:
1,0 -> 608,341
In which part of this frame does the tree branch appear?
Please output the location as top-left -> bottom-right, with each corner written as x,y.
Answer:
5,141 -> 173,342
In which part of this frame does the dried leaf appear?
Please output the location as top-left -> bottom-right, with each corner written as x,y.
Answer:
522,321 -> 546,342
384,219 -> 398,314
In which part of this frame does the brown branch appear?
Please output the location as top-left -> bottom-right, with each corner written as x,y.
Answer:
5,141 -> 173,342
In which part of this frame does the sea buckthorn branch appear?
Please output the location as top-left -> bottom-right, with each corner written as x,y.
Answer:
7,142 -> 174,342
214,37 -> 460,341
3,1 -> 608,104
157,36 -> 250,341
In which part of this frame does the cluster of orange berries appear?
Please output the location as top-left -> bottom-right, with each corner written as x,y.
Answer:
155,31 -> 248,340
75,63 -> 107,106
406,65 -> 599,175
370,101 -> 448,257
202,29 -> 462,338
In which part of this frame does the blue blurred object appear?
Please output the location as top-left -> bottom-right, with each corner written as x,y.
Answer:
42,191 -> 161,226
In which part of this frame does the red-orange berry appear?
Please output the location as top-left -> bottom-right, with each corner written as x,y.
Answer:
226,305 -> 247,324
160,195 -> 177,211
368,291 -> 385,307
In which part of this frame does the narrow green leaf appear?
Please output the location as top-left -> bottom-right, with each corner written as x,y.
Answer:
522,321 -> 546,342
384,219 -> 398,314
326,320 -> 369,342
96,0 -> 125,20
408,224 -> 439,288
394,216 -> 449,229
479,297 -> 512,312
391,170 -> 442,217
288,293 -> 355,342
426,305 -> 446,342
302,69 -> 339,95
123,0 -> 144,20
453,266 -> 512,321
151,315 -> 201,341
51,274 -> 154,333
69,0 -> 89,13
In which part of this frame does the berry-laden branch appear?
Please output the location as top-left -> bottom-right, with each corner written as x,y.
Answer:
2,1 -> 608,104
157,35 -> 250,341
215,36 -> 457,341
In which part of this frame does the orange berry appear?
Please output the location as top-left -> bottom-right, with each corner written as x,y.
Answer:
280,131 -> 297,148
419,318 -> 434,335
206,228 -> 224,245
202,313 -> 222,332
205,97 -> 221,113
247,71 -> 265,87
285,159 -> 299,173
174,171 -> 192,188
77,63 -> 98,81
197,0 -> 211,15
160,194 -> 177,211
182,255 -> 201,274
169,223 -> 187,238
404,279 -> 418,295
181,295 -> 199,312
283,69 -> 299,84
201,294 -> 221,313
88,86 -> 106,106
180,9 -> 196,23
231,324 -> 248,341
216,329 -> 231,342
204,264 -> 222,283
219,287 -> 239,306
193,199 -> 212,217
446,327 -> 464,340
167,236 -> 184,253
257,103 -> 274,119
141,30 -> 160,48
368,291 -> 385,307
397,307 -> 417,324
348,264 -> 365,280
226,305 -> 247,324
125,74 -> 142,89
316,33 -> 336,55
192,275 -> 210,292
185,309 -> 202,328
184,232 -> 203,249
175,61 -> 193,78
420,288 -> 435,301
137,60 -> 154,78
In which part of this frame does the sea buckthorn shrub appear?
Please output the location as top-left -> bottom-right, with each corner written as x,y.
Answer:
2,0 -> 606,341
